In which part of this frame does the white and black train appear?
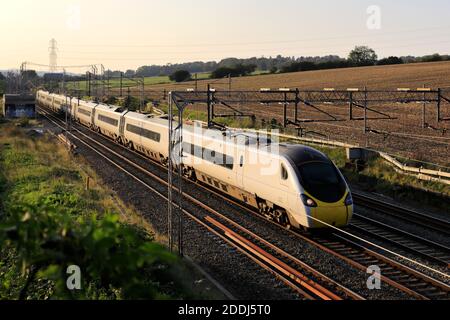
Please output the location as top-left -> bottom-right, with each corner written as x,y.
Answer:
37,90 -> 353,229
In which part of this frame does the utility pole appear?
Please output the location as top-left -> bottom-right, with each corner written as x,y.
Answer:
195,73 -> 198,91
167,93 -> 185,257
437,88 -> 441,123
69,96 -> 73,135
141,77 -> 145,112
106,70 -> 110,98
207,84 -> 211,127
62,68 -> 66,94
65,96 -> 69,149
101,65 -> 105,100
422,84 -> 426,128
87,72 -> 91,97
363,86 -> 368,134
120,72 -> 123,97
20,62 -> 27,94
49,39 -> 58,73
127,87 -> 131,109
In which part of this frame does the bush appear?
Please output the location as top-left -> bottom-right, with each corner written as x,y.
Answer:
169,70 -> 191,82
281,61 -> 317,73
0,201 -> 178,299
210,64 -> 256,79
421,53 -> 443,62
279,60 -> 351,74
377,56 -> 404,66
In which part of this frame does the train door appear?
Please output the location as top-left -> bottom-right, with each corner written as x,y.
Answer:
236,149 -> 245,189
91,105 -> 97,128
278,161 -> 290,206
71,100 -> 78,119
118,112 -> 128,138
137,121 -> 144,148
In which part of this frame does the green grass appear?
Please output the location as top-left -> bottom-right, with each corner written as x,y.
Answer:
250,70 -> 271,76
0,121 -> 219,300
66,70 -> 272,91
67,72 -> 211,91
156,103 -> 257,129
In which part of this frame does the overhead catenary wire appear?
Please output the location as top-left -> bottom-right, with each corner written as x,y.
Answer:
56,32 -> 450,56
60,24 -> 450,48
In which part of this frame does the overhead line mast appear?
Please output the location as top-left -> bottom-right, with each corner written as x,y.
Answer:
49,38 -> 58,72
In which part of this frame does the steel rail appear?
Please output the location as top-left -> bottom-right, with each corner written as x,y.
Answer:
37,106 -> 450,299
353,193 -> 450,237
350,214 -> 450,267
37,106 -> 358,300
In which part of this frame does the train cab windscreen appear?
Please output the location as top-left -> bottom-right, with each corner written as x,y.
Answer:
297,161 -> 347,203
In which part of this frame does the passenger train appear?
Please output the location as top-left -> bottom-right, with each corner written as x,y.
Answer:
36,90 -> 353,229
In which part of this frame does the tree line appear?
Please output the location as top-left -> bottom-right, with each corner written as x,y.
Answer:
1,47 -> 449,86
0,72 -> 5,95
122,47 -> 450,79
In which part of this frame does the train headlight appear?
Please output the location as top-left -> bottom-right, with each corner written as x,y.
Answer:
301,194 -> 318,207
345,193 -> 353,206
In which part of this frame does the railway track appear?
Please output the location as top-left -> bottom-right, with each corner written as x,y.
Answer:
309,232 -> 449,300
350,213 -> 450,267
37,106 -> 362,300
353,193 -> 450,237
38,106 -> 450,300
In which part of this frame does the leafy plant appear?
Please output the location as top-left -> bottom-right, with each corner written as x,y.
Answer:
0,201 -> 177,300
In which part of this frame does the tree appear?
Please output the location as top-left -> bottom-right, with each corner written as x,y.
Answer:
0,72 -> 5,80
280,61 -> 317,73
124,69 -> 136,78
377,56 -> 404,66
348,46 -> 378,66
169,70 -> 191,82
210,64 -> 257,79
21,70 -> 39,79
421,53 -> 442,62
0,79 -> 5,95
210,67 -> 235,79
238,64 -> 257,76
269,66 -> 278,74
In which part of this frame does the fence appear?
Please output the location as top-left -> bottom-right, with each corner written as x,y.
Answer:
170,87 -> 450,131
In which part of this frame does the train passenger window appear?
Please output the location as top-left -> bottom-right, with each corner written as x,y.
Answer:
78,108 -> 91,117
98,114 -> 119,126
126,124 -> 160,142
182,142 -> 194,155
281,164 -> 288,180
189,145 -> 233,170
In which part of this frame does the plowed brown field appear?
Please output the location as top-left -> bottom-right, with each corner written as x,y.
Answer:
147,61 -> 450,91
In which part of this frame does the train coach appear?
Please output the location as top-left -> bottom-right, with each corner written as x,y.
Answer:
36,90 -> 353,230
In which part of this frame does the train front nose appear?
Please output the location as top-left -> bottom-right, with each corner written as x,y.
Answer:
302,193 -> 353,228
310,204 -> 353,228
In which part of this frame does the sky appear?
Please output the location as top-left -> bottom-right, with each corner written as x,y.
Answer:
1,0 -> 450,72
